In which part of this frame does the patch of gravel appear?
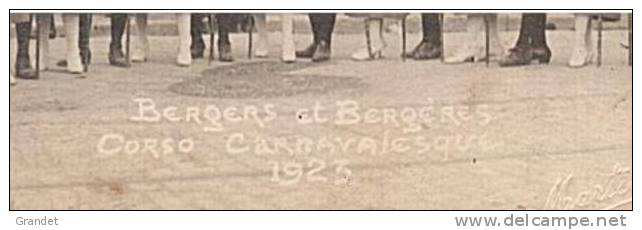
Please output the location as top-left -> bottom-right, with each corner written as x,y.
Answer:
168,61 -> 366,99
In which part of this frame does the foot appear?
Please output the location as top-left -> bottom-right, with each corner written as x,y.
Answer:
569,48 -> 593,68
498,46 -> 532,67
108,48 -> 130,68
218,41 -> 234,62
312,41 -> 331,62
176,49 -> 192,67
351,46 -> 384,61
295,43 -> 317,58
67,53 -> 84,74
254,40 -> 269,58
15,59 -> 38,80
445,44 -> 489,64
191,41 -> 205,59
282,39 -> 296,63
404,41 -> 442,60
10,74 -> 17,86
132,44 -> 149,63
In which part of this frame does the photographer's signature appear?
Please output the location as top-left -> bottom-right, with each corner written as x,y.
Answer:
545,164 -> 631,210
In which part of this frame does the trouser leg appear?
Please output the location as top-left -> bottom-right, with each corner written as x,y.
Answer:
421,13 -> 442,45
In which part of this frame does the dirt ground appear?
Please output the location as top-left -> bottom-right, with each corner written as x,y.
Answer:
9,28 -> 632,210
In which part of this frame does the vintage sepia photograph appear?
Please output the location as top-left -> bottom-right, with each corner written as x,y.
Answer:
9,11 -> 632,212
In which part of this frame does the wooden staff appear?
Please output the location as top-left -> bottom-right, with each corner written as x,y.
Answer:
401,16 -> 407,62
629,13 -> 632,66
597,15 -> 603,67
484,15 -> 490,67
248,15 -> 254,59
34,14 -> 40,78
365,19 -> 373,59
440,14 -> 445,63
208,14 -> 215,65
125,15 -> 131,65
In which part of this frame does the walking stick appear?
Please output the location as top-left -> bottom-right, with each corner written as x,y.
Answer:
628,13 -> 632,66
484,15 -> 490,67
365,19 -> 373,59
248,15 -> 254,59
597,15 -> 603,67
401,16 -> 407,62
439,14 -> 445,63
125,15 -> 131,65
208,14 -> 215,65
34,14 -> 40,79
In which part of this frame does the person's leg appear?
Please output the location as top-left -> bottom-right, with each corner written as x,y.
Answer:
569,14 -> 592,67
109,14 -> 129,67
132,14 -> 149,62
15,19 -> 37,79
176,13 -> 192,66
309,13 -> 336,62
445,14 -> 485,63
190,14 -> 206,58
487,14 -> 504,57
253,14 -> 269,57
79,14 -> 92,68
36,14 -> 51,71
63,14 -> 83,74
405,13 -> 443,60
295,14 -> 321,58
281,14 -> 296,62
499,13 -> 551,67
49,14 -> 57,39
215,14 -> 235,62
352,18 -> 385,61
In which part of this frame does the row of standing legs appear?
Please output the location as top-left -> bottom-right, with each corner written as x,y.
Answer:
10,13 -> 632,84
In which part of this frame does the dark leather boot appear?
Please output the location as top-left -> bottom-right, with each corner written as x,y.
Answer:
15,21 -> 37,79
404,41 -> 442,60
499,46 -> 551,67
296,43 -> 317,58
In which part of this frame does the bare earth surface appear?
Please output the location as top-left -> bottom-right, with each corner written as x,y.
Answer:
9,29 -> 632,210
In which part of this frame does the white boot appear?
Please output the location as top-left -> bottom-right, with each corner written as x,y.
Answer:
63,14 -> 83,74
37,14 -> 51,71
352,18 -> 386,61
281,14 -> 296,63
176,13 -> 192,67
569,15 -> 592,67
445,14 -> 485,63
254,14 -> 269,58
132,14 -> 150,62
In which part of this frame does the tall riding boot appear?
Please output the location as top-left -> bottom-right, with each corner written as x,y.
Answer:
281,14 -> 296,62
15,21 -> 37,79
63,14 -> 83,74
176,13 -> 192,67
132,14 -> 149,62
